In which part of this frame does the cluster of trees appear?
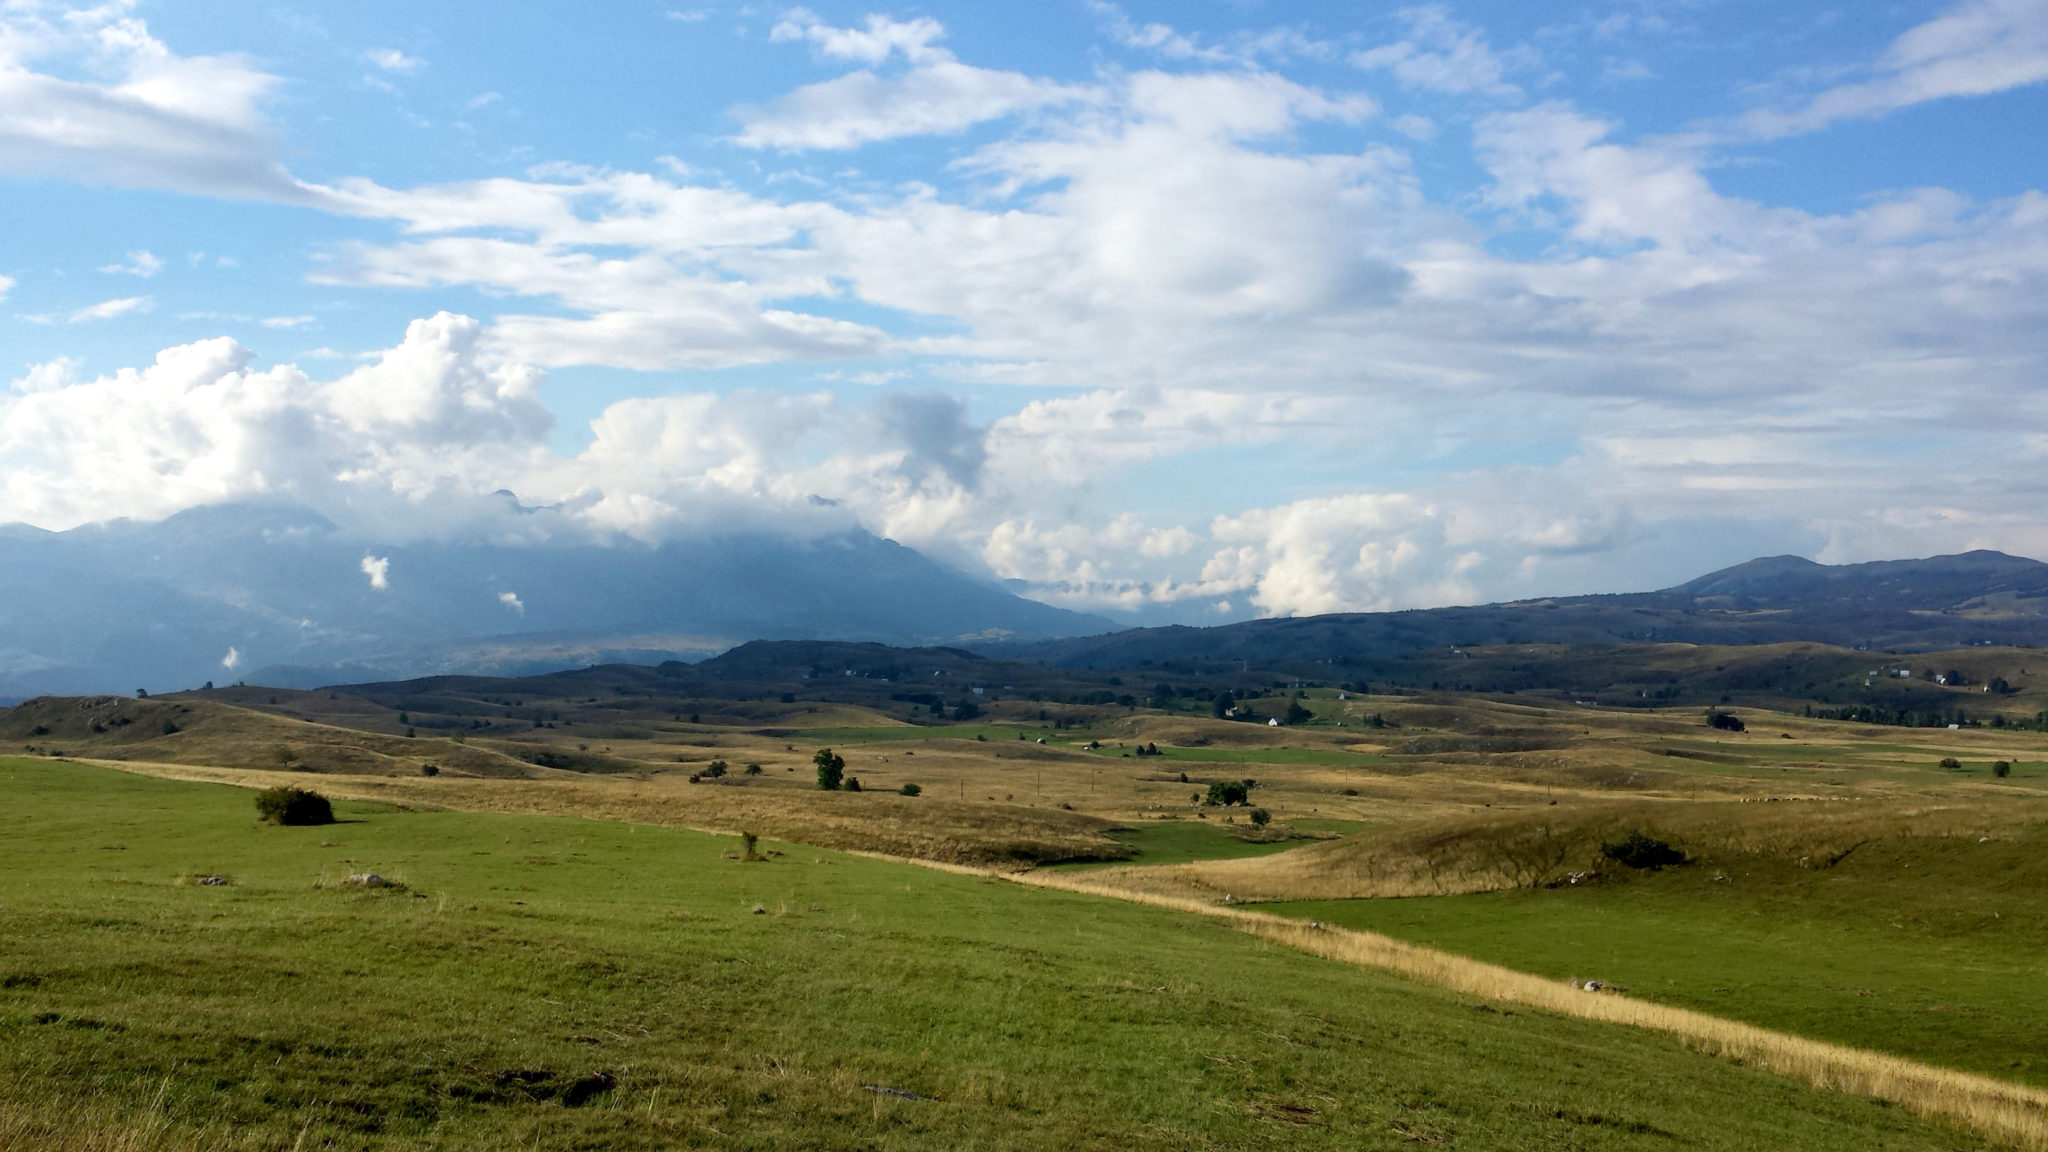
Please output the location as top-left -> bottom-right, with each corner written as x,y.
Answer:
1805,704 -> 1987,728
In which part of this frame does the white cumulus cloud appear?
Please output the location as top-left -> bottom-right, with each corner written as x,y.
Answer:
361,554 -> 390,589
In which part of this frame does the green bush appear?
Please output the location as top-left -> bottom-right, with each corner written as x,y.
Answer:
254,786 -> 333,827
899,783 -> 921,796
1994,760 -> 2012,778
1600,830 -> 1684,870
1248,808 -> 1271,827
1206,780 -> 1250,807
1939,757 -> 1962,770
844,777 -> 862,792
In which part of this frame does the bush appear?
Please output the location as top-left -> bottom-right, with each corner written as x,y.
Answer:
1707,711 -> 1745,732
1206,780 -> 1250,807
1600,830 -> 1684,870
420,763 -> 439,777
813,748 -> 845,791
1283,701 -> 1314,725
745,763 -> 763,775
844,777 -> 862,792
1939,757 -> 1962,770
1994,760 -> 2012,778
899,782 -> 922,796
255,786 -> 333,826
705,759 -> 728,778
1248,808 -> 1271,827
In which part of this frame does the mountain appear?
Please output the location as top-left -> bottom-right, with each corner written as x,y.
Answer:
988,550 -> 2048,672
0,504 -> 1109,697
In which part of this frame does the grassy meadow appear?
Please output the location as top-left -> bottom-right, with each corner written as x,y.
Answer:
1266,823 -> 2048,1088
0,757 -> 1997,1151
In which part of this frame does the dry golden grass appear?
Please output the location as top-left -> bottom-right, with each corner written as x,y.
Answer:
1093,793 -> 2048,902
1014,868 -> 2048,1150
81,758 -> 1126,866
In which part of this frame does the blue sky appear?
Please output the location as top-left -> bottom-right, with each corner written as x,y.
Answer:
2,0 -> 2046,621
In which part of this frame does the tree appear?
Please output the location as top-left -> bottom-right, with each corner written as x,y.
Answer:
1994,760 -> 2012,778
814,747 -> 846,791
953,700 -> 983,722
1283,701 -> 1314,725
1248,808 -> 1271,828
1211,691 -> 1235,719
1707,710 -> 1745,732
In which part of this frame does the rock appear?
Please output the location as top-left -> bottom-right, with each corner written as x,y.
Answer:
343,873 -> 390,887
1582,980 -> 1603,992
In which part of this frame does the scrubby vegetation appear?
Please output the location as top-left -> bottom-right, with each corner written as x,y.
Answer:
253,785 -> 333,826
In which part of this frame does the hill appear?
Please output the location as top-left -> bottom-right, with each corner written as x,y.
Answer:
991,550 -> 2048,673
0,503 -> 1109,697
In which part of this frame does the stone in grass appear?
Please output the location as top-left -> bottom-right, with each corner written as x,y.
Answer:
343,873 -> 401,889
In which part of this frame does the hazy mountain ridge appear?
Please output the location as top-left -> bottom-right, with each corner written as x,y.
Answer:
989,550 -> 2048,670
0,503 -> 1109,697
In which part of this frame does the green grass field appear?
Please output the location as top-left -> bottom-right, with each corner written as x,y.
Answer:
1268,830 -> 2048,1089
0,759 -> 1992,1150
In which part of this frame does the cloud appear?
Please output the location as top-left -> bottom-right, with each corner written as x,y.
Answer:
262,315 -> 314,329
0,4 -> 311,201
735,62 -> 1090,150
100,250 -> 162,278
221,646 -> 240,669
1742,0 -> 2048,138
1350,5 -> 1529,97
364,48 -> 424,73
770,10 -> 948,66
498,590 -> 523,613
68,296 -> 151,322
0,313 -> 553,533
361,554 -> 390,589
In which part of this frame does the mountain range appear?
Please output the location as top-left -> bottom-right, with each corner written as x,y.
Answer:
0,503 -> 1107,698
992,551 -> 2048,671
2,500 -> 2044,700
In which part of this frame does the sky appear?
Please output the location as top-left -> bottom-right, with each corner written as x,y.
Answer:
1,0 -> 2045,624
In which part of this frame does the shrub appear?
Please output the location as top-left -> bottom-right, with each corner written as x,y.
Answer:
159,719 -> 180,736
740,831 -> 763,862
255,786 -> 333,826
1994,760 -> 2012,778
899,782 -> 922,796
745,763 -> 762,775
844,777 -> 862,792
1206,780 -> 1250,807
704,759 -> 728,778
1707,711 -> 1745,732
1249,808 -> 1271,827
1283,701 -> 1314,725
420,763 -> 439,777
813,748 -> 845,791
1600,830 -> 1684,870
1939,757 -> 1962,770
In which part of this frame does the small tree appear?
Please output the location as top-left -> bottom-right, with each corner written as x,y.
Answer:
1283,701 -> 1314,725
705,759 -> 729,778
1248,808 -> 1271,828
745,762 -> 763,775
255,786 -> 333,826
1707,710 -> 1745,732
814,747 -> 846,791
844,776 -> 862,792
1939,757 -> 1962,770
900,782 -> 921,796
1994,760 -> 2012,778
